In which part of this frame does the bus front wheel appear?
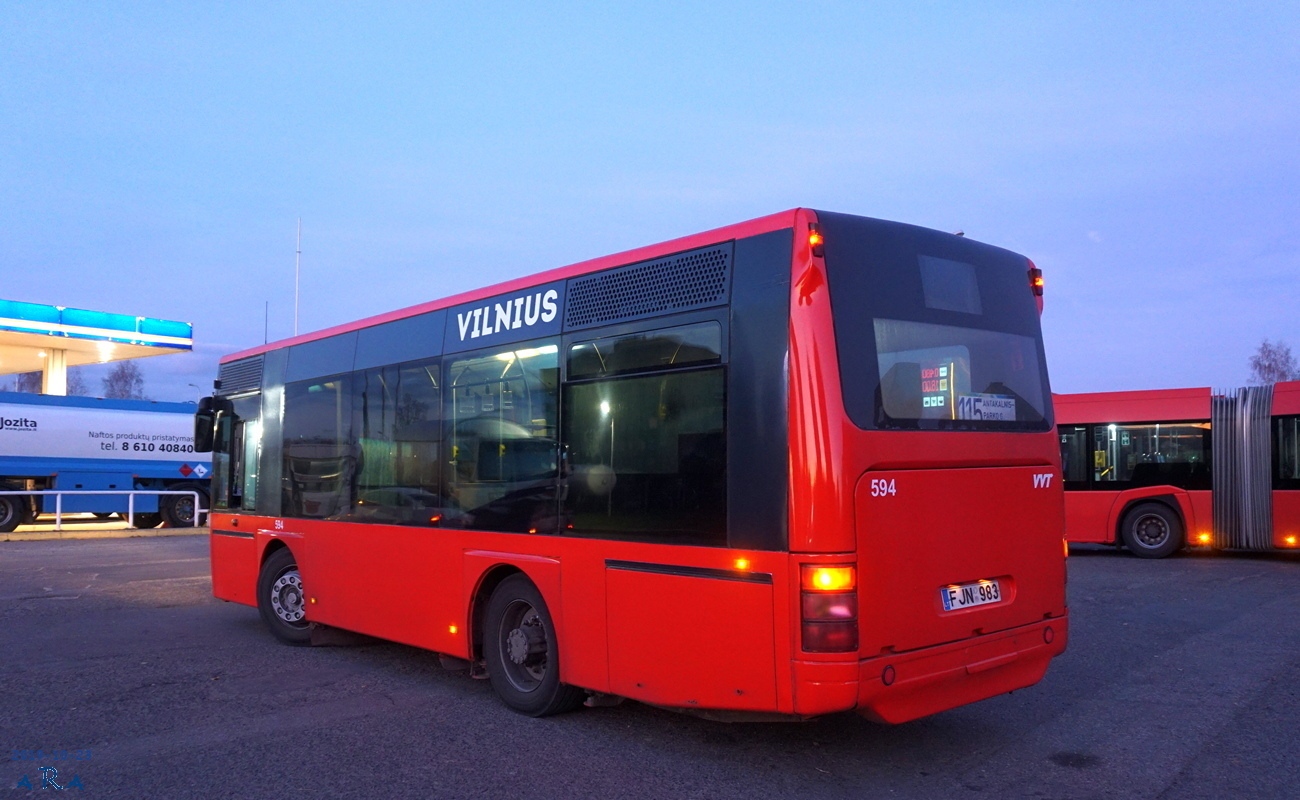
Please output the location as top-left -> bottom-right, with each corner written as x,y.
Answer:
483,575 -> 585,717
1121,502 -> 1183,559
257,548 -> 311,645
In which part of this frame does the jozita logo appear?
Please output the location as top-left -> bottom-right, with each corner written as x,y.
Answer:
0,416 -> 38,432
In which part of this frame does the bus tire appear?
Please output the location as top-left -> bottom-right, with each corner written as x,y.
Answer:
1120,502 -> 1183,559
257,548 -> 311,645
130,512 -> 164,529
484,574 -> 585,717
162,489 -> 209,528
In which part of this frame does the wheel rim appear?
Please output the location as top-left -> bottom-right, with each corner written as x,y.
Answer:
497,599 -> 549,693
270,568 -> 308,627
1133,513 -> 1170,548
173,496 -> 195,524
0,498 -> 15,527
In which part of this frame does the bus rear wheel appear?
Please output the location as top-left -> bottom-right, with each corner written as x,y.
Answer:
258,548 -> 311,645
484,575 -> 584,717
1121,502 -> 1183,559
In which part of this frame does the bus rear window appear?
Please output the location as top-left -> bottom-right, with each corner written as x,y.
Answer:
874,319 -> 1048,429
818,211 -> 1054,433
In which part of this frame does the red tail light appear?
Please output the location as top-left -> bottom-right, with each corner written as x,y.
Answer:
800,564 -> 859,652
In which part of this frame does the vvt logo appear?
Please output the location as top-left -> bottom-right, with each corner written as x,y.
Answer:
456,289 -> 559,341
0,416 -> 38,432
1032,473 -> 1054,488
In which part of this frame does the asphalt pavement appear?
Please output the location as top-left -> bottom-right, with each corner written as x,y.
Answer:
2,536 -> 1299,799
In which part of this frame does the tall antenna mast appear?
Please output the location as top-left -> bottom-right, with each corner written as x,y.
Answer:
294,218 -> 302,336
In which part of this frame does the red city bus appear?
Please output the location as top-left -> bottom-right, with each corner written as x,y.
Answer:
196,209 -> 1067,722
1056,381 -> 1300,558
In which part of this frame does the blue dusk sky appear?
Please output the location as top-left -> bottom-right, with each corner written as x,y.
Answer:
1,3 -> 1296,400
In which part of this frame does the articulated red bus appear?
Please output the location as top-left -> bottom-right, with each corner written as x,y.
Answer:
197,209 -> 1067,722
1056,381 -> 1300,557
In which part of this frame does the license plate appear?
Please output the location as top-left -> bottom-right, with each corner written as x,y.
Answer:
940,579 -> 1002,611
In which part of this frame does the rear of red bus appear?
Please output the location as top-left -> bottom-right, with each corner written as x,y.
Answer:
788,210 -> 1068,723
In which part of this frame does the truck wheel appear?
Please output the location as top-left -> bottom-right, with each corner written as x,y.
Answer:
484,574 -> 585,717
258,548 -> 311,645
1120,502 -> 1184,559
162,490 -> 209,527
130,513 -> 164,529
0,493 -> 24,533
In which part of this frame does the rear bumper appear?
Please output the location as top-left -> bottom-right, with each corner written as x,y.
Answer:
791,614 -> 1068,722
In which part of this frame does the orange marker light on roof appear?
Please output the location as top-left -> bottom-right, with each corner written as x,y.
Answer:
1028,266 -> 1044,296
808,223 -> 825,257
802,565 -> 855,592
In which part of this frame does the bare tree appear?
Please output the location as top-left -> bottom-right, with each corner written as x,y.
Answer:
66,368 -> 91,397
14,371 -> 42,393
102,362 -> 149,400
1249,339 -> 1300,384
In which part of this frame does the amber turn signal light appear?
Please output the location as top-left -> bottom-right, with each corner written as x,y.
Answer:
1028,262 -> 1044,296
801,565 -> 855,592
808,223 -> 825,258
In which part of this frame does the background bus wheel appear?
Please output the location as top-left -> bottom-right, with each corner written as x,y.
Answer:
1121,503 -> 1183,559
484,575 -> 584,717
130,513 -> 164,529
258,548 -> 311,645
0,491 -> 24,533
162,490 -> 209,527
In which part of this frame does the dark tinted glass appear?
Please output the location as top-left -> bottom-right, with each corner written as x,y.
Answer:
1275,416 -> 1300,487
919,256 -> 982,314
1059,426 -> 1089,485
282,376 -> 353,518
443,343 -> 561,533
562,367 -> 726,545
568,322 -> 722,380
818,212 -> 1053,432
351,360 -> 444,526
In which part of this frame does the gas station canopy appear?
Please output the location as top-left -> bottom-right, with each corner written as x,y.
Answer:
0,299 -> 193,395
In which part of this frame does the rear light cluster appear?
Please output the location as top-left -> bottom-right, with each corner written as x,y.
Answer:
801,565 -> 858,653
1028,261 -> 1044,296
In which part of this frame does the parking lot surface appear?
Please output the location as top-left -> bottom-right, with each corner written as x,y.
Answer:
3,537 -> 1299,799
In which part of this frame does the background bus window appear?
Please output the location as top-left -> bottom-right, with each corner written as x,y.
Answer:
444,343 -> 560,533
1090,422 -> 1210,489
1277,416 -> 1300,488
283,377 -> 354,518
351,359 -> 444,526
1059,426 -> 1089,486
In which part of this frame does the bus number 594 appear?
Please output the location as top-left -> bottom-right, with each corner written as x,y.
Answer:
870,478 -> 897,497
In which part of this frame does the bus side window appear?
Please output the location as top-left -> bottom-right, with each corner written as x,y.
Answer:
443,342 -> 561,534
562,322 -> 727,546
